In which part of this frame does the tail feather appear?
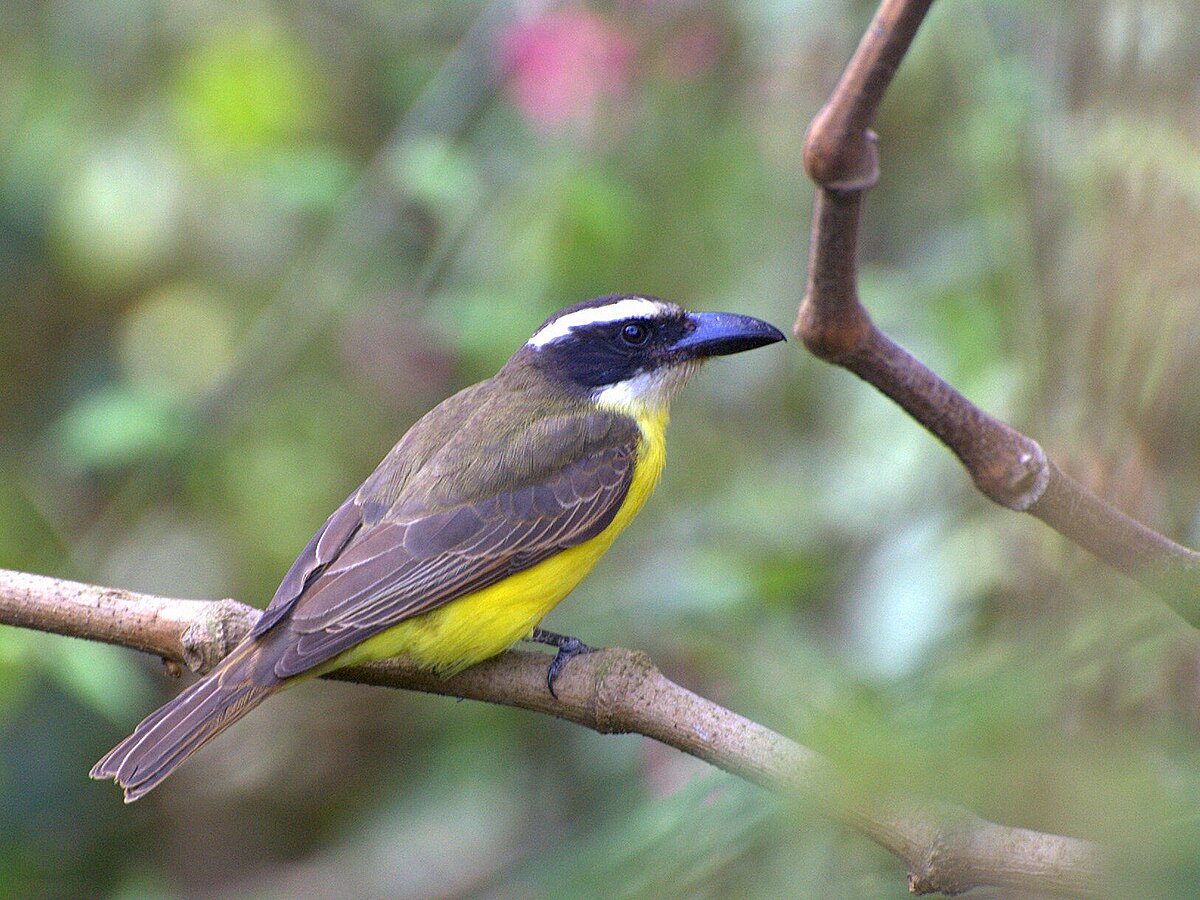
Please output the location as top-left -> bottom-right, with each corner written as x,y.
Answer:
91,646 -> 280,802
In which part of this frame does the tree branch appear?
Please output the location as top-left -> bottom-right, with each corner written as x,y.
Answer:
0,567 -> 1101,896
796,0 -> 1200,622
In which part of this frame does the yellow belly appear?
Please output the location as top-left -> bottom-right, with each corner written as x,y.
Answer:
327,410 -> 668,676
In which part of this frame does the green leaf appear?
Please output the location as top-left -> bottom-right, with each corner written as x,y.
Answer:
52,386 -> 188,470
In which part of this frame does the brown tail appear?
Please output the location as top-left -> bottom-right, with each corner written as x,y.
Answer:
90,643 -> 281,802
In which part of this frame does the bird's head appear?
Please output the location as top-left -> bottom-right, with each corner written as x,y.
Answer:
515,294 -> 786,414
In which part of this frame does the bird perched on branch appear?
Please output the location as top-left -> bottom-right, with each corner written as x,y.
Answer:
92,294 -> 785,801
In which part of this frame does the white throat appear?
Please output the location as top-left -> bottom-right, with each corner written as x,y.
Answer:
591,362 -> 700,414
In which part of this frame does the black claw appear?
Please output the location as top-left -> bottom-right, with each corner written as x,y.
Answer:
528,628 -> 595,698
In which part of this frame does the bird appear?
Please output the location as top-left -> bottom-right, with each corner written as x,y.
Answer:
91,294 -> 785,801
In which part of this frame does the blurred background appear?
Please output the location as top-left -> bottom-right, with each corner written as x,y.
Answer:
5,0 -> 1200,895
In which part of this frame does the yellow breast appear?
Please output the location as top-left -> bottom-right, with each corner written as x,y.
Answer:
328,407 -> 669,676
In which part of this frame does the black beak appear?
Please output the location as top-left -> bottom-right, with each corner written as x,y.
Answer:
672,311 -> 787,359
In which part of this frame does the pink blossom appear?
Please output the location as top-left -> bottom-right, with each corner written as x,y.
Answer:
499,10 -> 634,133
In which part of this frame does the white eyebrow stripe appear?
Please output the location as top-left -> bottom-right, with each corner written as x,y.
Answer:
526,297 -> 662,348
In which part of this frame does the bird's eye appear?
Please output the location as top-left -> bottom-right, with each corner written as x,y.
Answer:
620,322 -> 650,346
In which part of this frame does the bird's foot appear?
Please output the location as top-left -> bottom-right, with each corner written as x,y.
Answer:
528,627 -> 596,698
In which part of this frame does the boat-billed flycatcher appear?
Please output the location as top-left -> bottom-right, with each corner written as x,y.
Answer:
92,294 -> 785,801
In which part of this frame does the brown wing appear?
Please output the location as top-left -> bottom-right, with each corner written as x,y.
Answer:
251,492 -> 363,637
266,439 -> 636,679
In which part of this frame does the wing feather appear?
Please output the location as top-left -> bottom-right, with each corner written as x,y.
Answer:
267,432 -> 636,679
251,493 -> 362,637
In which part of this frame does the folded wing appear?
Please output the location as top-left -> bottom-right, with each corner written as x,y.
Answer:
260,420 -> 638,679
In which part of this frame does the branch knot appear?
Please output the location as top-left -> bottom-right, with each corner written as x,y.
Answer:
180,599 -> 256,674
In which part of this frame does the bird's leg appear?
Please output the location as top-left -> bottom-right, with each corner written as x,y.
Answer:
528,627 -> 596,698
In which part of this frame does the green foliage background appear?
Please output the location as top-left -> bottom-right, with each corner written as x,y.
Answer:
5,0 -> 1200,895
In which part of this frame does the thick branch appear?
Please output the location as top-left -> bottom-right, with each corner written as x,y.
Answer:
0,568 -> 1101,896
796,0 -> 1200,622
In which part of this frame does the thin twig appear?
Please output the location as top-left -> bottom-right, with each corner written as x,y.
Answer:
0,567 -> 1102,896
796,0 -> 1200,622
